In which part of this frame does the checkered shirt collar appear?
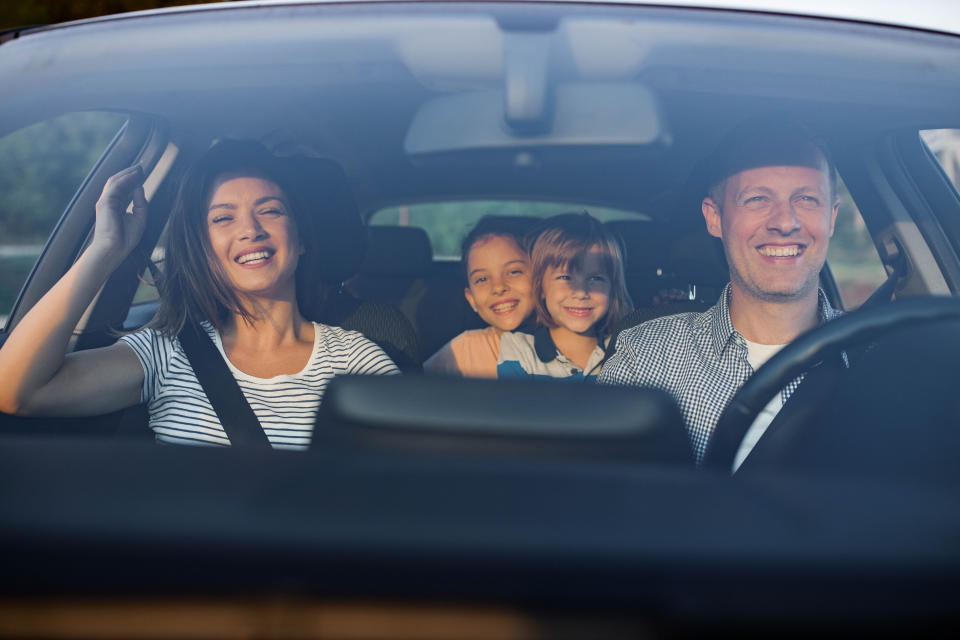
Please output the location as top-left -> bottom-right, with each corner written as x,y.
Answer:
706,284 -> 841,358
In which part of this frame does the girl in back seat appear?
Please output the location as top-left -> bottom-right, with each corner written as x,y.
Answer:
424,216 -> 537,378
497,212 -> 633,381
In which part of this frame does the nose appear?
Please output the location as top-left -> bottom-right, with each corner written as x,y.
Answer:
239,213 -> 267,241
767,200 -> 801,234
569,276 -> 590,299
491,277 -> 509,295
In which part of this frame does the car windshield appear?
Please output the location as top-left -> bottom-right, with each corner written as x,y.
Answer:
1,1 -> 959,632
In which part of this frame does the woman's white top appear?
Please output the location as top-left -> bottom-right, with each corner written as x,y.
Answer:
120,322 -> 399,449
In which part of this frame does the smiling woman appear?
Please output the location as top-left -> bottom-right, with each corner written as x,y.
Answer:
0,140 -> 399,447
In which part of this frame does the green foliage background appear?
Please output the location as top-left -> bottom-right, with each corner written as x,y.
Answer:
0,112 -> 125,319
0,112 -> 126,242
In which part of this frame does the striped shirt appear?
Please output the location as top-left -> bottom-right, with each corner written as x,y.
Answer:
120,322 -> 399,449
598,284 -> 841,462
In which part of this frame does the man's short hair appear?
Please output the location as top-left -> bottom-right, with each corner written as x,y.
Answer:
703,118 -> 837,205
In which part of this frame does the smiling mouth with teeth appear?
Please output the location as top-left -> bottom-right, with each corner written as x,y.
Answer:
235,249 -> 274,265
758,245 -> 803,257
490,300 -> 518,314
564,307 -> 594,316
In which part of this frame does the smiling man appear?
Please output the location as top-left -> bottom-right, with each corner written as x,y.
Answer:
599,121 -> 843,465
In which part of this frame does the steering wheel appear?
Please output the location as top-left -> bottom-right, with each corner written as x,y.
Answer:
701,296 -> 960,473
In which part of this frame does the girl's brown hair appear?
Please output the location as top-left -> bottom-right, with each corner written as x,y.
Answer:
148,140 -> 321,336
530,212 -> 633,338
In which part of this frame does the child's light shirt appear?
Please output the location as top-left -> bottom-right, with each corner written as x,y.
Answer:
423,326 -> 502,378
497,327 -> 606,382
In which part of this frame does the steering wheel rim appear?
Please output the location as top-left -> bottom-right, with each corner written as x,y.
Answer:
701,296 -> 960,473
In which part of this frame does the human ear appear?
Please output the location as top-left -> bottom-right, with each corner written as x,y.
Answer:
464,288 -> 478,313
702,198 -> 723,239
828,201 -> 839,237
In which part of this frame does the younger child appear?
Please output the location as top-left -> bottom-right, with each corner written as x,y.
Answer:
497,212 -> 633,381
424,216 -> 537,378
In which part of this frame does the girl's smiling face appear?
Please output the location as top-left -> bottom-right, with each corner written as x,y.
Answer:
464,234 -> 534,331
206,174 -> 302,299
541,246 -> 611,336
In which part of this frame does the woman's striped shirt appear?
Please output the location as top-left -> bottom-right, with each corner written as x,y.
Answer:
119,322 -> 399,449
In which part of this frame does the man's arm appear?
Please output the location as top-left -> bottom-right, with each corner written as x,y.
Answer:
599,329 -> 644,386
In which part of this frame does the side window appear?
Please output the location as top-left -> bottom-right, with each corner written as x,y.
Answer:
828,176 -> 887,310
0,111 -> 127,328
371,201 -> 644,258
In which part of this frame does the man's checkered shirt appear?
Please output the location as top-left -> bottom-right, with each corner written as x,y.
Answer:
598,284 -> 842,463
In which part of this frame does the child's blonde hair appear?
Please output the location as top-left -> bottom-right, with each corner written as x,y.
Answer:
529,212 -> 633,338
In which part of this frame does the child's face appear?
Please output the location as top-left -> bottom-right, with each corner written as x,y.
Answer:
542,247 -> 611,336
464,234 -> 534,331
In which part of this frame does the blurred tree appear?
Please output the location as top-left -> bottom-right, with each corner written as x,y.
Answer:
0,0 -> 231,30
0,112 -> 126,241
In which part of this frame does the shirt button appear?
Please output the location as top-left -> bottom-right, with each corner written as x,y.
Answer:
571,368 -> 580,375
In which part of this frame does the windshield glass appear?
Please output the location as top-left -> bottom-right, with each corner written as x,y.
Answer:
1,7 -> 959,625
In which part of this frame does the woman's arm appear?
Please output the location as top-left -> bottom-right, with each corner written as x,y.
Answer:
0,166 -> 150,416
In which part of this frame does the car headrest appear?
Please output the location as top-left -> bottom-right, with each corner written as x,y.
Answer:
279,156 -> 366,284
603,220 -> 665,272
315,375 -> 693,464
665,230 -> 729,288
360,226 -> 433,277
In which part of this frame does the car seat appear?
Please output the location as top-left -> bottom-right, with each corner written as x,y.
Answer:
604,219 -> 668,308
612,227 -> 729,342
279,157 -> 421,372
346,225 -> 433,330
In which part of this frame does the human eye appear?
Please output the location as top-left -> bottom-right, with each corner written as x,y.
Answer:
472,275 -> 488,286
795,194 -> 822,208
209,213 -> 233,224
259,207 -> 285,217
742,194 -> 769,209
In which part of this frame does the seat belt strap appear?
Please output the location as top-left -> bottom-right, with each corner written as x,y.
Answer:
177,322 -> 272,449
860,252 -> 907,310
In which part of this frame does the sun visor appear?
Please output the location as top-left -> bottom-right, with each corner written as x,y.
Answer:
404,82 -> 668,156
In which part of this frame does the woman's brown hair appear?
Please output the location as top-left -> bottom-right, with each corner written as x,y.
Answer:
529,212 -> 633,338
148,140 -> 321,336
